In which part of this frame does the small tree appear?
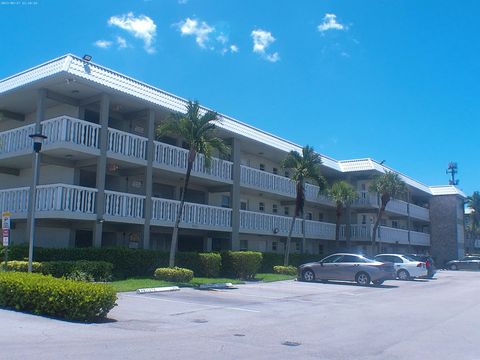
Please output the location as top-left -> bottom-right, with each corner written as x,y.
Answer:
368,171 -> 407,254
466,191 -> 480,252
156,101 -> 229,267
328,181 -> 358,250
281,146 -> 326,266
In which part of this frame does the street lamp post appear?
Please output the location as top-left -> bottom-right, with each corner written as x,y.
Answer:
27,132 -> 47,273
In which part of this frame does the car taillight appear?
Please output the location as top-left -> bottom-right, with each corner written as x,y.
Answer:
417,262 -> 425,268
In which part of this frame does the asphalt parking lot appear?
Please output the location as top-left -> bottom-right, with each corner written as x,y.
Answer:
1,271 -> 480,360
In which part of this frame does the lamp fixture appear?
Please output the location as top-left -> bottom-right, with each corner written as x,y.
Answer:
82,54 -> 92,62
29,133 -> 47,153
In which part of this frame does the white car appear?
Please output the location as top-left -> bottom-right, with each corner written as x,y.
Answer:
374,254 -> 427,280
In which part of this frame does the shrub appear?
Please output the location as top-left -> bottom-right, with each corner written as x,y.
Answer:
154,267 -> 194,283
221,251 -> 262,280
42,261 -> 113,282
196,253 -> 221,277
0,261 -> 43,273
65,270 -> 95,282
260,252 -> 321,273
273,265 -> 298,276
0,272 -> 117,321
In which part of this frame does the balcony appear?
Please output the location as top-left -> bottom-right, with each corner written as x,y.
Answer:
409,203 -> 430,221
0,184 -> 97,220
339,224 -> 430,246
240,210 -> 336,240
240,166 -> 332,205
154,141 -> 233,183
104,190 -> 145,223
152,198 -> 232,231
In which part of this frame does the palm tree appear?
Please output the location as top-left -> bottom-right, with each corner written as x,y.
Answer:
281,145 -> 326,266
368,171 -> 407,254
328,181 -> 358,250
156,101 -> 229,267
466,191 -> 480,251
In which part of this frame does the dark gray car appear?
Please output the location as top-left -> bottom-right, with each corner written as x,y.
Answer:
446,256 -> 480,270
298,253 -> 396,286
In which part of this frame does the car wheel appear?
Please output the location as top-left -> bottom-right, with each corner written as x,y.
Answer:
302,269 -> 315,282
372,280 -> 384,286
356,272 -> 371,286
397,269 -> 410,281
450,264 -> 458,271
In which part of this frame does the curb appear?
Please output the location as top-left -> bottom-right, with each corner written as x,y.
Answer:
136,286 -> 180,294
198,282 -> 237,290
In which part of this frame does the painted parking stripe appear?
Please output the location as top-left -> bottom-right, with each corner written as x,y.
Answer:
123,294 -> 261,313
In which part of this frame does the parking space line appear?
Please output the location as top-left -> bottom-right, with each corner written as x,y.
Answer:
122,294 -> 261,313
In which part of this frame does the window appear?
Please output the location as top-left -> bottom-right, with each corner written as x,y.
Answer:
393,256 -> 404,263
381,219 -> 387,226
272,241 -> 278,251
273,167 -> 278,175
221,195 -> 230,208
272,204 -> 278,214
319,213 -> 324,221
321,254 -> 343,263
318,244 -> 324,255
259,164 -> 265,171
259,202 -> 265,212
240,201 -> 248,210
392,220 -> 398,228
339,255 -> 362,263
240,240 -> 248,250
361,215 -> 367,224
295,242 -> 301,252
307,212 -> 313,220
284,207 -> 290,216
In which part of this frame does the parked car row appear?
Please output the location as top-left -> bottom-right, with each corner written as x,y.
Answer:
446,256 -> 480,271
298,252 -> 435,286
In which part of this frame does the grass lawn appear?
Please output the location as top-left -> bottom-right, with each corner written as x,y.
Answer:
255,273 -> 296,282
111,273 -> 296,292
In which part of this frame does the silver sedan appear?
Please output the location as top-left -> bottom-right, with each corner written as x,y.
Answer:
298,253 -> 396,286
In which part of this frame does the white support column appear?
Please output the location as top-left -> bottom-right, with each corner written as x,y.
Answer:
143,109 -> 155,249
93,94 -> 109,248
230,137 -> 241,250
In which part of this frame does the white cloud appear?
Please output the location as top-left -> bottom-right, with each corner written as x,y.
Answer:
251,29 -> 280,62
108,12 -> 157,53
230,44 -> 239,53
318,13 -> 345,32
178,0 -> 188,3
94,40 -> 112,49
116,36 -> 128,49
177,17 -> 214,48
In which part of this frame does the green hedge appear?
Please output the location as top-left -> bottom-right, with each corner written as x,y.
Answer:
42,261 -> 113,282
260,253 -> 321,273
221,251 -> 262,280
0,272 -> 117,321
196,253 -> 221,278
273,265 -> 298,276
0,261 -> 43,273
154,267 -> 194,282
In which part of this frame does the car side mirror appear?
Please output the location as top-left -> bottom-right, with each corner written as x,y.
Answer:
319,261 -> 324,267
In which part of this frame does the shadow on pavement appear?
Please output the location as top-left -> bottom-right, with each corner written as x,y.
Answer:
303,281 -> 399,289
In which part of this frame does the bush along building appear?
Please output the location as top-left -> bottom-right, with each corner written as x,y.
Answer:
0,54 -> 466,264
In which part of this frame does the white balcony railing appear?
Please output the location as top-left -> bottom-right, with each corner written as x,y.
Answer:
353,191 -> 379,207
36,184 -> 97,214
152,198 -> 232,230
154,141 -> 233,182
409,203 -> 430,221
339,224 -> 372,241
410,231 -> 430,246
0,187 -> 29,214
240,166 -> 296,197
0,124 -> 34,155
42,116 -> 100,149
104,190 -> 145,219
304,183 -> 332,205
108,128 -> 147,161
240,210 -> 335,239
378,226 -> 409,244
386,199 -> 408,216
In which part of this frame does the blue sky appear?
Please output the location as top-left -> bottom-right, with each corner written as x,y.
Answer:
0,0 -> 478,195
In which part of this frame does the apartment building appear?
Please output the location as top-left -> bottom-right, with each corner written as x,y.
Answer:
0,54 -> 466,262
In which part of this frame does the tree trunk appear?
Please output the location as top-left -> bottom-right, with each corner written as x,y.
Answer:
371,206 -> 384,256
169,150 -> 195,267
284,213 -> 298,266
335,204 -> 342,250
